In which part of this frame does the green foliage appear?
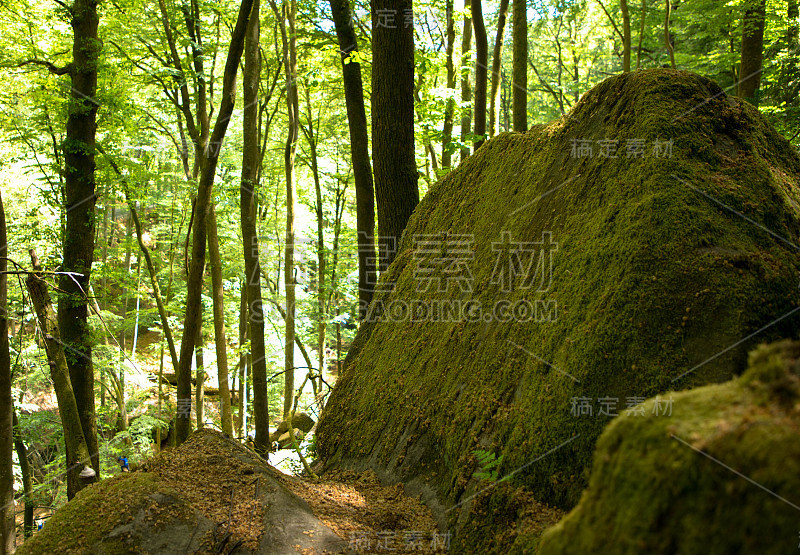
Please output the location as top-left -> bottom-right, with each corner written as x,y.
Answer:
472,449 -> 504,483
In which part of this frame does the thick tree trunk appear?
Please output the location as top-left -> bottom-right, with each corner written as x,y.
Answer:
176,0 -> 255,444
460,16 -> 473,162
207,205 -> 233,436
512,0 -> 527,131
620,0 -> 631,72
26,256 -> 96,499
441,0 -> 457,168
0,191 -> 13,554
329,0 -> 376,319
241,0 -> 269,451
372,0 -> 419,270
489,0 -> 510,137
738,0 -> 767,104
471,0 -> 488,149
237,285 -> 248,438
58,0 -> 102,498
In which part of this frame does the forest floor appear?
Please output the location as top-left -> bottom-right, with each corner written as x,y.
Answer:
279,468 -> 448,553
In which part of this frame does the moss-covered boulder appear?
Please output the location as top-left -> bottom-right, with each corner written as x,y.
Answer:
316,69 -> 800,551
18,430 -> 347,554
539,340 -> 800,554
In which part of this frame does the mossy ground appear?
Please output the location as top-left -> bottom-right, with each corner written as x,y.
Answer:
537,340 -> 800,554
316,69 -> 800,551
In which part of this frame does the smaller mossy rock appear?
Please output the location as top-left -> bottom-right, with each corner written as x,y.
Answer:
537,340 -> 800,555
269,412 -> 315,443
18,429 -> 347,555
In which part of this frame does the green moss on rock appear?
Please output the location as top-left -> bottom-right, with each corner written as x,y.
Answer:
316,69 -> 800,551
538,340 -> 800,554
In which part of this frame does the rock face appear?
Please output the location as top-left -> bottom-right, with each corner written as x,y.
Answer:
539,340 -> 800,554
316,69 -> 800,551
18,430 -> 348,555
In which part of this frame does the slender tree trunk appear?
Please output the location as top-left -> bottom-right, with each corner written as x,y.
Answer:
636,0 -> 646,69
195,326 -> 204,429
270,0 -> 299,419
787,0 -> 799,105
441,0 -> 457,167
489,0 -> 510,137
241,0 -> 268,451
207,205 -> 233,436
0,191 -> 13,555
471,0 -> 488,149
58,0 -> 102,497
512,0 -> 528,131
738,0 -> 767,104
26,253 -> 96,499
12,412 -> 33,540
620,0 -> 631,72
237,285 -> 248,438
664,0 -> 676,69
372,0 -> 419,270
176,0 -> 255,444
301,88 -> 327,384
460,15 -> 473,162
329,0 -> 377,319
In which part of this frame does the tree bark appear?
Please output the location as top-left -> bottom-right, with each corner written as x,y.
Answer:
489,0 -> 510,137
512,0 -> 528,131
12,412 -> 33,541
441,0 -> 457,167
738,0 -> 767,104
206,205 -> 233,436
195,326 -> 204,428
241,0 -> 269,451
0,191 -> 13,554
620,0 -> 631,72
460,15 -> 473,162
58,0 -> 102,496
664,0 -> 676,69
329,0 -> 377,319
372,0 -> 419,270
26,256 -> 96,499
471,0 -> 488,149
176,0 -> 255,444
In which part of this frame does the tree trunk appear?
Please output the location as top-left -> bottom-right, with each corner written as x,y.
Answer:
636,0 -> 646,69
664,0 -> 676,69
195,325 -> 205,429
471,0 -> 488,149
176,0 -> 255,444
58,0 -> 102,497
241,0 -> 269,451
301,88 -> 327,385
620,0 -> 631,72
738,0 -> 767,104
12,412 -> 33,540
26,255 -> 96,499
237,285 -> 248,438
207,205 -> 233,436
787,0 -> 799,105
441,0 -> 457,167
460,15 -> 473,162
512,0 -> 528,131
372,0 -> 419,270
329,0 -> 377,319
0,191 -> 13,554
489,0 -> 510,137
